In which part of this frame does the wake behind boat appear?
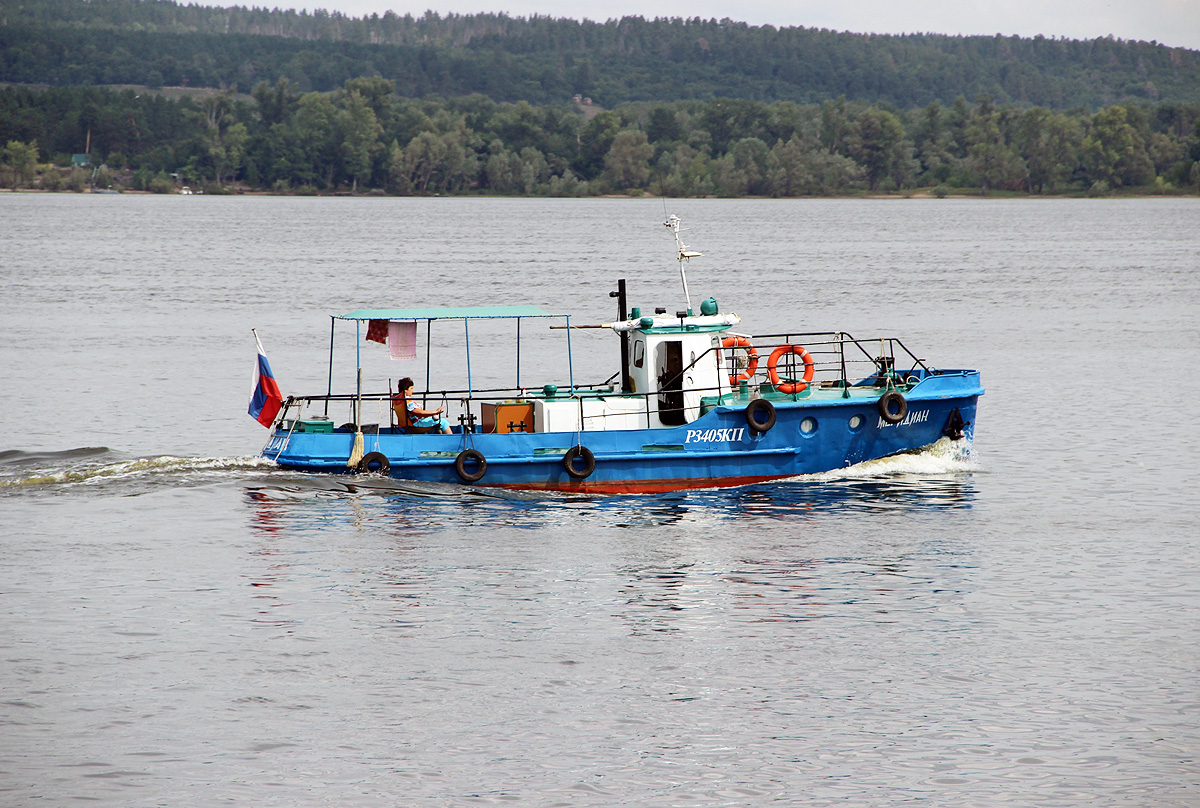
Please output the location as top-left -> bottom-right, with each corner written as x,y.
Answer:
256,216 -> 983,494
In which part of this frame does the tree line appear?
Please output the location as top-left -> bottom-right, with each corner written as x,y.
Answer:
4,0 -> 1200,109
3,81 -> 1199,196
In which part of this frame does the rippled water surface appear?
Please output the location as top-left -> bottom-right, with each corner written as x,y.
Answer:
2,196 -> 1198,807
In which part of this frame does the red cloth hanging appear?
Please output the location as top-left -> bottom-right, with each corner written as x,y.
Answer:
366,319 -> 388,344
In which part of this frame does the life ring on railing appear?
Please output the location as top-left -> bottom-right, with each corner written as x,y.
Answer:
766,344 -> 815,394
357,451 -> 390,474
721,335 -> 759,386
877,390 -> 908,425
563,445 -> 596,479
454,448 -> 487,482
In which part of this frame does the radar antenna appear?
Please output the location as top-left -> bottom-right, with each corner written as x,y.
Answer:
664,214 -> 702,312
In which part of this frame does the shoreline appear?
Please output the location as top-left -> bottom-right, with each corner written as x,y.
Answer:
3,187 -> 1196,200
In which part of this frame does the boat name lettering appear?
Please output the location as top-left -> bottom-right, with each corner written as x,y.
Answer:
877,408 -> 930,429
265,435 -> 287,452
685,427 -> 747,444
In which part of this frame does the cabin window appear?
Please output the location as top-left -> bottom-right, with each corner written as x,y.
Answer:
633,339 -> 645,368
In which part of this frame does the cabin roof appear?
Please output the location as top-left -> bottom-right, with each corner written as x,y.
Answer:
336,305 -> 556,321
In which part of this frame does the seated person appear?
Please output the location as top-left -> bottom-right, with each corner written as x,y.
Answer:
393,377 -> 451,434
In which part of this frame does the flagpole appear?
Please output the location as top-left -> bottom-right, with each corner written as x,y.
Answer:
249,328 -> 284,429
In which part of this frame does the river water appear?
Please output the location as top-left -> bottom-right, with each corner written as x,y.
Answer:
1,195 -> 1198,807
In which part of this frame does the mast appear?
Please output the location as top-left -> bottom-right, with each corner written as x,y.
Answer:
664,214 -> 702,314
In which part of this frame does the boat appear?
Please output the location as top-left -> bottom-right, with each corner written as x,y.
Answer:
260,216 -> 983,494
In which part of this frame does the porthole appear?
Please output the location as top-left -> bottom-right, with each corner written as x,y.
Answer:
848,414 -> 864,432
800,417 -> 818,436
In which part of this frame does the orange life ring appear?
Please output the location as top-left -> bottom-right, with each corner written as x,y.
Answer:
767,344 -> 815,394
721,335 -> 759,385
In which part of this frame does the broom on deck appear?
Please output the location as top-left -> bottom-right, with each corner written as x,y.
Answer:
347,366 -> 365,468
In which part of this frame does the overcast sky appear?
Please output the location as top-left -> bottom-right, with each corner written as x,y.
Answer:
259,0 -> 1200,50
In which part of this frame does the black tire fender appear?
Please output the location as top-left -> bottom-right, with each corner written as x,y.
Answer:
744,399 -> 776,433
454,448 -> 487,482
878,390 -> 908,424
357,451 -> 390,474
563,445 -> 596,479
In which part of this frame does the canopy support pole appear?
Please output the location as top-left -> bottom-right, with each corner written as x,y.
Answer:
464,318 -> 472,397
424,320 -> 432,406
355,320 -> 362,426
326,316 -> 335,417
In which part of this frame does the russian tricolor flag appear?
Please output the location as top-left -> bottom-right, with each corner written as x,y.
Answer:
249,331 -> 283,427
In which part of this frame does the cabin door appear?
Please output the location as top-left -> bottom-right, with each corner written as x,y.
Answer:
656,340 -> 686,426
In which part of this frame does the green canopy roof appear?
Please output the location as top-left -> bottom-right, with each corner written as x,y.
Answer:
337,305 -> 556,321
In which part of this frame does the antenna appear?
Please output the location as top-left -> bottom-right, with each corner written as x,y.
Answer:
664,214 -> 701,312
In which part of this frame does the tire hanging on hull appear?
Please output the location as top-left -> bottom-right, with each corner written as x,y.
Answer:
877,390 -> 908,424
563,445 -> 596,479
357,451 -> 390,474
745,399 -> 776,433
455,449 -> 487,482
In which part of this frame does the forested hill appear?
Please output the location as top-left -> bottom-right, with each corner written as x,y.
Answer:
3,0 -> 1200,108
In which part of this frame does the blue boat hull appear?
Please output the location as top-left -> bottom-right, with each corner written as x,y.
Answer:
264,372 -> 982,494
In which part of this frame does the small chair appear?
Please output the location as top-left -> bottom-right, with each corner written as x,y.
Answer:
392,396 -> 438,434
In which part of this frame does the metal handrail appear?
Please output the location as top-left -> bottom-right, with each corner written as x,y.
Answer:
278,331 -> 931,432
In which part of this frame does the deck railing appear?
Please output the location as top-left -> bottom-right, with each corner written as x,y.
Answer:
275,333 -> 936,433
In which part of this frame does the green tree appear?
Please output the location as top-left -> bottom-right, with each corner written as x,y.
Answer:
603,129 -> 653,190
964,100 -> 1026,192
252,78 -> 298,127
292,92 -> 339,187
912,101 -> 955,184
342,76 -> 396,122
484,140 -> 519,193
1081,105 -> 1153,188
702,98 -> 768,155
437,129 -> 479,192
384,139 -> 407,193
489,101 -> 550,154
847,106 -> 907,191
765,135 -> 813,197
656,144 -> 713,198
404,131 -> 447,193
1,139 -> 39,188
808,150 -> 864,194
714,137 -> 770,195
41,166 -> 65,191
1146,132 -> 1183,177
1016,107 -> 1081,193
574,111 -> 622,180
646,106 -> 682,146
193,91 -> 246,184
338,90 -> 382,192
547,169 -> 586,197
820,96 -> 851,154
518,146 -> 550,194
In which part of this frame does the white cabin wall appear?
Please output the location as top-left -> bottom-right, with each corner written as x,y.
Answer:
533,396 -> 650,433
677,333 -> 724,423
619,328 -> 731,428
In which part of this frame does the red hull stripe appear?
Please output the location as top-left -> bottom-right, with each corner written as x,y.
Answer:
480,474 -> 786,495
